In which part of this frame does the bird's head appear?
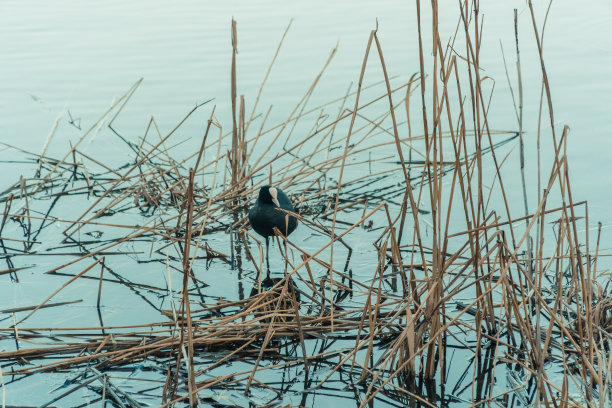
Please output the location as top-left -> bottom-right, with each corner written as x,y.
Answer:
259,186 -> 280,207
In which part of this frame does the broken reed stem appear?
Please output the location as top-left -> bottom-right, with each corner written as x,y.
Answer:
181,169 -> 196,407
231,19 -> 238,177
328,26 -> 377,334
96,257 -> 105,309
16,257 -> 104,325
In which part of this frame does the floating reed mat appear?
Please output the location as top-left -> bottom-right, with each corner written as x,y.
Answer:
1,4 -> 611,408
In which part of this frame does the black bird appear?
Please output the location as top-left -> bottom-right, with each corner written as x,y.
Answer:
248,186 -> 298,276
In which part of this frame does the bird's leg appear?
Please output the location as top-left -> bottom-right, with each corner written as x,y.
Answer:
283,238 -> 288,277
265,236 -> 270,279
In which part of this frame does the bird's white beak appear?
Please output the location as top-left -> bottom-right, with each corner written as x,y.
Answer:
269,187 -> 280,207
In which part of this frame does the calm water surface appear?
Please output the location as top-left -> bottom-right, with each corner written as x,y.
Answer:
1,0 -> 611,406
1,0 -> 611,224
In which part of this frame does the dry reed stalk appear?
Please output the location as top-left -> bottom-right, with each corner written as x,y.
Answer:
15,257 -> 103,325
63,101 -> 204,239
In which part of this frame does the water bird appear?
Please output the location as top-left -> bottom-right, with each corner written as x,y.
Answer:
248,185 -> 298,276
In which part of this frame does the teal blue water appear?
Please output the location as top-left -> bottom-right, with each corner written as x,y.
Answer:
0,1 -> 611,406
1,0 -> 610,228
